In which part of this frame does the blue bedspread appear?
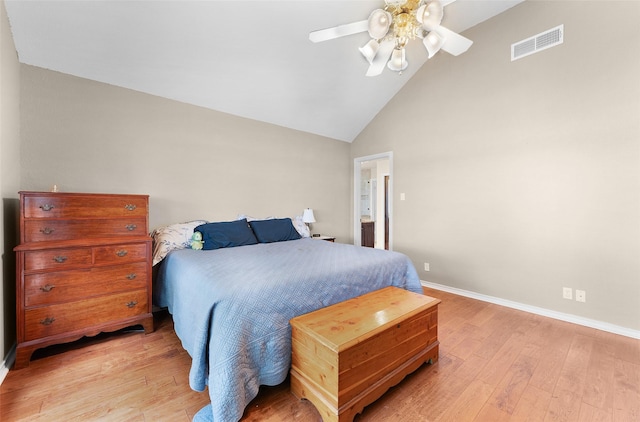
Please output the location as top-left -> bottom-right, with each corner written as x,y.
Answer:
155,238 -> 422,422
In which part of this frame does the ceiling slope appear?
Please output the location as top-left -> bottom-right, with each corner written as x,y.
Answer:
5,0 -> 523,142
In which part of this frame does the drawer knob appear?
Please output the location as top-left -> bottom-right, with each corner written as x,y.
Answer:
124,204 -> 137,211
40,227 -> 55,235
126,301 -> 138,308
39,204 -> 55,211
53,256 -> 68,263
116,250 -> 128,257
40,284 -> 56,292
126,273 -> 137,280
125,224 -> 137,231
40,317 -> 56,326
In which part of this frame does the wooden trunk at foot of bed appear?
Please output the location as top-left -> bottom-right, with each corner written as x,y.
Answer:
290,286 -> 440,422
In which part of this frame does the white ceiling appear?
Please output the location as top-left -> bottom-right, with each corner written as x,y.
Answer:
5,0 -> 523,142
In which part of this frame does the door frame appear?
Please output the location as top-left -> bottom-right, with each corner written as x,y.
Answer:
354,151 -> 393,250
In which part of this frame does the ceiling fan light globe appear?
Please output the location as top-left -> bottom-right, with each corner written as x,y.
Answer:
416,4 -> 426,23
423,30 -> 445,58
417,1 -> 444,31
367,9 -> 392,39
387,48 -> 408,72
415,27 -> 427,39
359,39 -> 380,64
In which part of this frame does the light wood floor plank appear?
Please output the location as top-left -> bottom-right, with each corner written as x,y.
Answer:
438,378 -> 495,421
2,287 -> 639,421
485,351 -> 537,415
582,340 -> 615,412
613,359 -> 640,422
577,402 -> 612,422
511,384 -> 552,422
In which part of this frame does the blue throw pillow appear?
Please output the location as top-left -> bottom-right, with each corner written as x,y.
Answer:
194,219 -> 258,250
249,218 -> 302,243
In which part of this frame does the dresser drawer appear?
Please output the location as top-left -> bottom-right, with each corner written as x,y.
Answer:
24,289 -> 149,341
24,248 -> 92,272
23,194 -> 148,219
24,262 -> 149,307
93,242 -> 148,265
23,217 -> 147,242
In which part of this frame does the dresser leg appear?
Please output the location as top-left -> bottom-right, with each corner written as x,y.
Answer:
14,344 -> 35,370
141,314 -> 155,334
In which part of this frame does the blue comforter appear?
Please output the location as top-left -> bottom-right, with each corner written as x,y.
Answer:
155,238 -> 422,422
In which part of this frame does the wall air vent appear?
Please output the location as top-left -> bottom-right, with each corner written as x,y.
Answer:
511,24 -> 564,61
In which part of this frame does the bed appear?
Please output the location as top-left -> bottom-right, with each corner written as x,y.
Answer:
153,218 -> 423,422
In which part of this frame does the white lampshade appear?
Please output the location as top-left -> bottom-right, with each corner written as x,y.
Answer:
416,1 -> 444,32
367,9 -> 392,40
423,30 -> 445,58
302,208 -> 316,223
359,39 -> 380,64
387,48 -> 408,72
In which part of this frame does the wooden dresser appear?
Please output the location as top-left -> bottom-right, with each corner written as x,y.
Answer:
290,286 -> 440,422
14,191 -> 154,369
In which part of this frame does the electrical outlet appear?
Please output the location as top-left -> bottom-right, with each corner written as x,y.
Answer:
424,262 -> 430,271
563,287 -> 572,300
576,290 -> 586,303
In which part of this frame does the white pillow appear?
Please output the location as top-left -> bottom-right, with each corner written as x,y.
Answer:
236,214 -> 275,222
293,215 -> 310,238
151,220 -> 208,266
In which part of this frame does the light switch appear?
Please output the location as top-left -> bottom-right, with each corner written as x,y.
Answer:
400,193 -> 406,201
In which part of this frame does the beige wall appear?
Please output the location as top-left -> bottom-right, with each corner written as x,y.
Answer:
1,0 -> 21,365
20,65 -> 351,237
12,65 -> 350,368
352,1 -> 640,331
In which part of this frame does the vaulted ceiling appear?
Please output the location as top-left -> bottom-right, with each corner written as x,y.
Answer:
5,0 -> 523,142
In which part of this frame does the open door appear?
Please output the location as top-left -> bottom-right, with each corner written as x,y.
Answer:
385,175 -> 389,250
354,152 -> 393,250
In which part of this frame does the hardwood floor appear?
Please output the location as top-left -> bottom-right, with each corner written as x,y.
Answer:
2,287 -> 639,421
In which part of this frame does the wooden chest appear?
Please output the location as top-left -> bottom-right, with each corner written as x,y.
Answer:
14,191 -> 154,369
290,286 -> 440,422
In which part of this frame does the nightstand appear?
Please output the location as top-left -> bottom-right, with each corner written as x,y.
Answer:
312,235 -> 335,242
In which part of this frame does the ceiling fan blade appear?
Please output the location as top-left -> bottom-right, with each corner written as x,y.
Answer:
366,40 -> 395,77
437,25 -> 473,56
309,20 -> 369,43
440,0 -> 457,7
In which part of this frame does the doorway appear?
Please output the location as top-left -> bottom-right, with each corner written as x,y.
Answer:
354,152 -> 393,250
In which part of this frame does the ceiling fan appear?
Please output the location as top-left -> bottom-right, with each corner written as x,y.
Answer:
309,0 -> 473,76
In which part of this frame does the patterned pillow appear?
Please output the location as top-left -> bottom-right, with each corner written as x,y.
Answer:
151,220 -> 208,266
293,215 -> 310,238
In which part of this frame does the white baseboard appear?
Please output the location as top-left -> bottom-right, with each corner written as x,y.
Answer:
422,281 -> 640,340
0,344 -> 16,385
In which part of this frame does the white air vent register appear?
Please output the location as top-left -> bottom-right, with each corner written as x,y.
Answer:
511,25 -> 564,61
